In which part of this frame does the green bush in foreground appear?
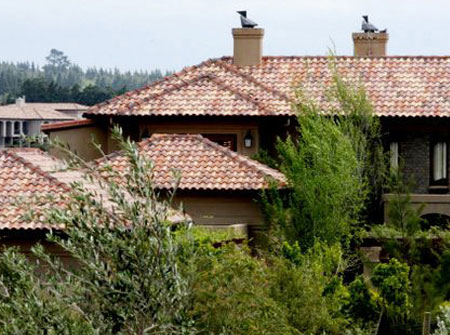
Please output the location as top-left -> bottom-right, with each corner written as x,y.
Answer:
0,249 -> 91,334
262,62 -> 385,251
190,243 -> 296,335
372,258 -> 412,324
184,233 -> 365,335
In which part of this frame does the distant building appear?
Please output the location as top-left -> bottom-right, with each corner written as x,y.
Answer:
0,97 -> 87,147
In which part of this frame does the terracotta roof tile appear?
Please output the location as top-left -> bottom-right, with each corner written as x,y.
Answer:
0,148 -> 112,230
96,134 -> 286,191
86,56 -> 450,118
0,149 -> 69,230
0,148 -> 190,230
0,103 -> 86,120
87,59 -> 292,117
41,118 -> 96,131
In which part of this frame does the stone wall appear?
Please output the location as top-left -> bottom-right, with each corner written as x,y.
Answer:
400,133 -> 430,194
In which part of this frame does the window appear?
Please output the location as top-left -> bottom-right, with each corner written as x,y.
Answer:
202,134 -> 237,151
6,122 -> 12,137
22,122 -> 28,135
432,141 -> 448,185
13,121 -> 20,136
390,142 -> 399,169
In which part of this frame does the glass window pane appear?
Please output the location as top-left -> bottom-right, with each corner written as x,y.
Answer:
390,142 -> 399,169
433,142 -> 447,181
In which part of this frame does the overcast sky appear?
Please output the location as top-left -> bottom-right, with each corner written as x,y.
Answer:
1,0 -> 449,72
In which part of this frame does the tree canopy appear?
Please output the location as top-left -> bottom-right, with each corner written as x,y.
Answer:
0,49 -> 170,105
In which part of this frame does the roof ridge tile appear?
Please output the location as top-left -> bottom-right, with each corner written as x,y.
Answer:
215,60 -> 291,101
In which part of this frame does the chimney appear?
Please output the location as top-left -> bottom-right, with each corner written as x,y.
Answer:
353,15 -> 388,57
232,11 -> 264,66
15,96 -> 26,107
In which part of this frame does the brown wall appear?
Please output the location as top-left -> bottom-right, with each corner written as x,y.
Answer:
175,191 -> 265,229
0,230 -> 76,267
48,125 -> 108,161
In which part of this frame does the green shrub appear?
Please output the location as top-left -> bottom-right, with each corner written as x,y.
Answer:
190,243 -> 297,335
186,235 -> 369,335
262,108 -> 365,250
372,258 -> 412,323
345,276 -> 379,323
433,304 -> 450,335
261,63 -> 387,250
0,249 -> 92,334
269,242 -> 351,334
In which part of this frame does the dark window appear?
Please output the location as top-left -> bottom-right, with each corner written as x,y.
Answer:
13,122 -> 20,135
22,122 -> 28,135
421,213 -> 450,231
6,122 -> 12,136
202,134 -> 237,151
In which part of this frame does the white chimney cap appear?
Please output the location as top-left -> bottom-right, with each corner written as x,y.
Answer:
15,96 -> 26,107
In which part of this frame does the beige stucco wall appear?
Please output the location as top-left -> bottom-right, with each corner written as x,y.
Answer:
232,28 -> 264,67
175,193 -> 264,228
48,126 -> 108,161
352,32 -> 388,57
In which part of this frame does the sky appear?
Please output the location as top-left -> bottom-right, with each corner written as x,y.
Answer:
1,0 -> 449,72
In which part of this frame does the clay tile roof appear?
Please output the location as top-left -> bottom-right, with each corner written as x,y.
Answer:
96,134 -> 286,191
85,56 -> 450,118
0,148 -> 69,230
41,118 -> 96,131
0,148 -> 190,230
0,103 -> 86,120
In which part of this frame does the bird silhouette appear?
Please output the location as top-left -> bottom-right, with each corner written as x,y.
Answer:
362,15 -> 378,33
237,11 -> 258,28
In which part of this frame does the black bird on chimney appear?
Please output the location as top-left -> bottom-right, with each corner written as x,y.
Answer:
237,11 -> 258,28
361,15 -> 379,33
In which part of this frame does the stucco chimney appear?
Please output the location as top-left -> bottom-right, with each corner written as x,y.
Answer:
353,16 -> 388,57
353,32 -> 388,57
15,96 -> 26,107
232,28 -> 264,66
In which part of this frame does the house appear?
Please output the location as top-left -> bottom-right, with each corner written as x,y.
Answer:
0,97 -> 86,148
38,16 -> 450,226
95,133 -> 285,235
